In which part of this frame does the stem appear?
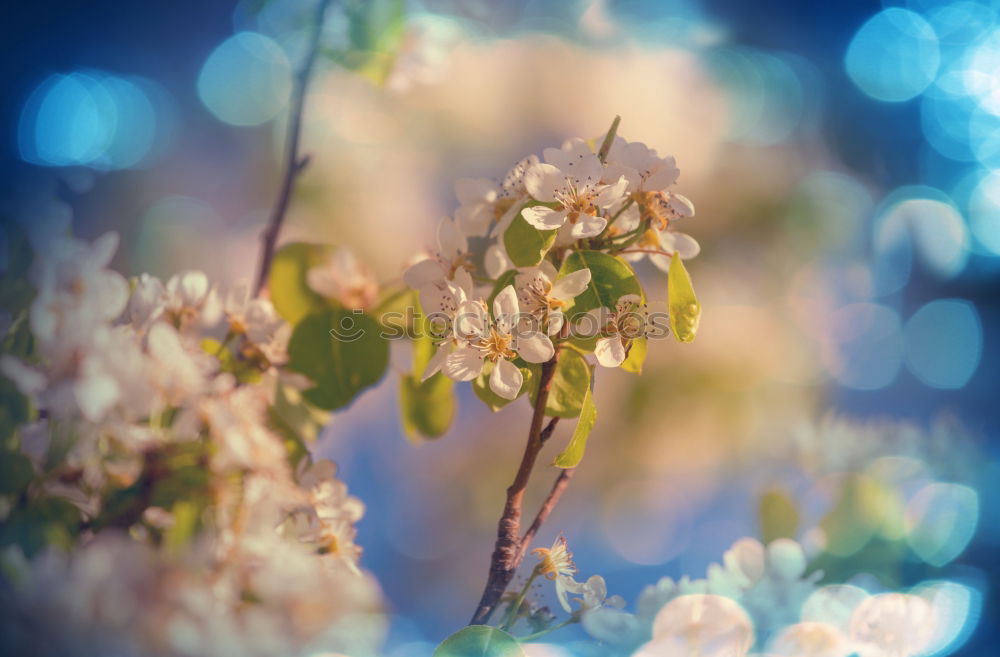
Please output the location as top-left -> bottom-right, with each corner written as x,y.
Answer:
519,617 -> 579,642
253,0 -> 332,296
517,468 -> 576,562
468,350 -> 562,625
618,248 -> 674,257
597,115 -> 621,163
604,198 -> 634,232
499,565 -> 542,631
609,217 -> 650,253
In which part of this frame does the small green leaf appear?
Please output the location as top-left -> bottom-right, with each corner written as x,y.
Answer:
163,499 -> 203,553
400,373 -> 455,439
433,626 -> 525,657
668,254 -> 700,343
553,386 -> 597,468
528,348 -> 590,418
759,488 -> 800,544
504,208 -> 557,268
268,243 -> 332,325
621,336 -> 647,374
0,450 -> 33,496
473,361 -> 533,412
559,250 -> 643,319
398,303 -> 456,439
269,380 -> 331,450
287,309 -> 389,410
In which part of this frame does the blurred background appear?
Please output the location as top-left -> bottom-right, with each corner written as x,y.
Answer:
2,0 -> 997,654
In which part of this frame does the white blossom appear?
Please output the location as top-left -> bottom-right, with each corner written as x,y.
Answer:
522,139 -> 628,239
443,285 -> 554,399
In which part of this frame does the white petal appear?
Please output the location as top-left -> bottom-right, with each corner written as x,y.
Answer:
490,200 -> 523,237
454,300 -> 487,340
489,358 -> 522,400
421,343 -> 451,381
551,269 -> 591,300
538,259 -> 559,281
443,348 -> 484,381
523,163 -> 564,202
455,204 -> 492,237
403,258 -> 442,289
644,157 -> 679,190
484,244 -> 514,279
455,178 -> 497,205
437,217 -> 467,258
521,205 -> 567,231
547,310 -> 564,336
671,232 -> 701,259
594,177 -> 629,209
516,332 -> 554,363
570,214 -> 607,238
595,336 -> 627,367
452,270 -> 474,302
668,193 -> 695,217
492,285 -> 519,320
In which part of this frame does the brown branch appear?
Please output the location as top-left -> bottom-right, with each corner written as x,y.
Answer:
468,351 -> 561,625
517,467 -> 576,561
252,0 -> 332,296
539,416 -> 560,445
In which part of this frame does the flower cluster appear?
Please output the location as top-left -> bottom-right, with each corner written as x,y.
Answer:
0,229 -> 379,656
575,537 -> 973,657
403,125 -> 700,403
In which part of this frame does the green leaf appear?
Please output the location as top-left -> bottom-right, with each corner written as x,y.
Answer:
337,0 -> 407,85
528,348 -> 590,419
163,499 -> 203,554
398,303 -> 455,439
0,450 -> 33,496
473,361 -> 534,412
268,243 -> 332,325
553,386 -> 597,468
621,336 -> 647,374
269,380 -> 331,448
559,250 -> 643,319
504,208 -> 557,268
400,373 -> 455,439
287,309 -> 389,410
433,626 -> 525,657
759,488 -> 800,544
201,338 -> 262,384
1,374 -> 32,443
668,254 -> 701,343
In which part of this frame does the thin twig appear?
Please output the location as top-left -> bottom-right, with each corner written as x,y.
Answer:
618,247 -> 674,257
253,0 -> 332,296
468,351 -> 561,625
539,416 -> 560,445
517,467 -> 576,561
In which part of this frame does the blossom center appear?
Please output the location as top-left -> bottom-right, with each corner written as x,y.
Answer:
478,327 -> 515,362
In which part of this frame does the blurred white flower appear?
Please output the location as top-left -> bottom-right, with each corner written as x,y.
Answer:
403,217 -> 470,289
767,621 -> 852,657
638,593 -> 754,657
455,154 -> 540,237
307,247 -> 379,310
164,270 -> 222,333
849,593 -> 936,657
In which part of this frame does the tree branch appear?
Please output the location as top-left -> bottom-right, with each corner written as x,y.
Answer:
517,467 -> 576,561
468,351 -> 561,625
253,0 -> 332,296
